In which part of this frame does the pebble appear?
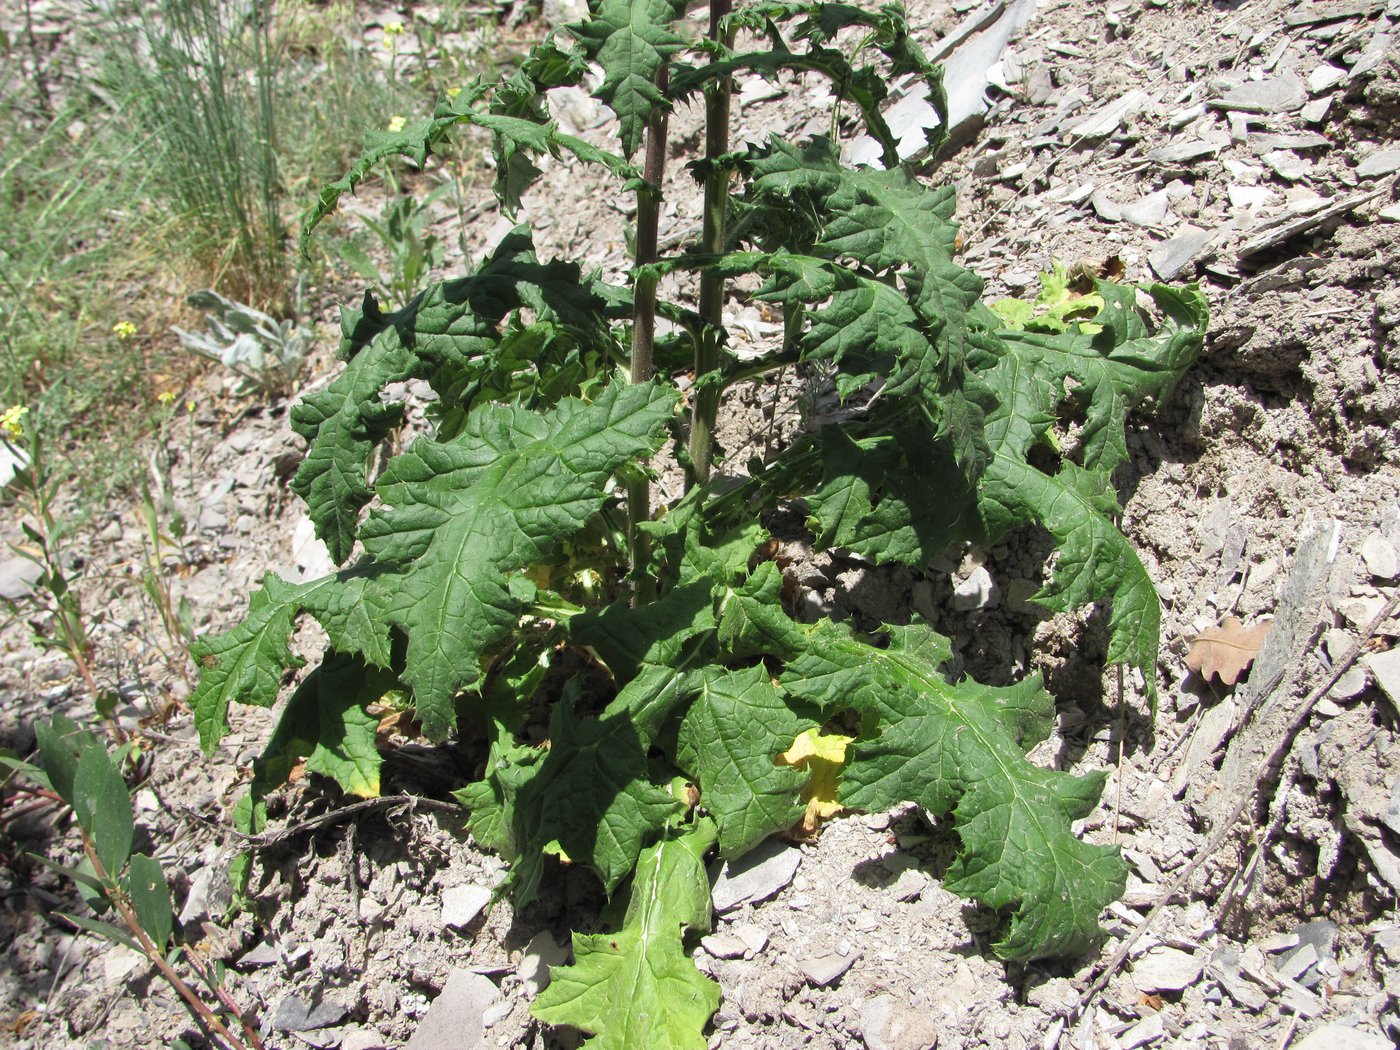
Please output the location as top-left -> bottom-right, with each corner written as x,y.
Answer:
518,930 -> 568,996
1262,149 -> 1313,182
1131,946 -> 1204,991
711,837 -> 802,912
236,939 -> 280,969
799,951 -> 857,987
440,883 -> 492,928
1307,64 -> 1348,94
700,933 -> 748,960
1147,139 -> 1221,164
405,970 -> 499,1050
1360,533 -> 1399,580
1227,184 -> 1274,210
1121,1013 -> 1165,1048
730,922 -> 769,955
270,993 -> 350,1032
0,556 -> 43,601
950,565 -> 997,611
1120,189 -> 1173,227
1301,97 -> 1332,124
1366,648 -> 1400,708
340,1027 -> 392,1050
891,868 -> 928,902
1357,150 -> 1400,178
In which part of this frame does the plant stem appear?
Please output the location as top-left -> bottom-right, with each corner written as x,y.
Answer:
687,0 -> 735,488
82,841 -> 260,1050
627,66 -> 670,602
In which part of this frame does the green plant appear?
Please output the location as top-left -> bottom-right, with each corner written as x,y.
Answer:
172,288 -> 314,397
331,178 -> 451,309
2,410 -> 104,709
2,715 -> 262,1050
191,2 -> 1207,1045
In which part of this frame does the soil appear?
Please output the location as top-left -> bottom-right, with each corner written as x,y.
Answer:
2,1 -> 1399,1049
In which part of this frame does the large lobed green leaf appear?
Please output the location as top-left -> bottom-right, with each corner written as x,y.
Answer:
568,0 -> 690,159
782,621 -> 1127,960
533,816 -> 721,1049
192,379 -> 678,749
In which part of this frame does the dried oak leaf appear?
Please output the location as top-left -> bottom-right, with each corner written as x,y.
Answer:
1186,616 -> 1272,686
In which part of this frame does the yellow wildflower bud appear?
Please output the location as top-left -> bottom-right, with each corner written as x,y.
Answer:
387,115 -> 407,133
113,320 -> 137,340
158,391 -> 177,405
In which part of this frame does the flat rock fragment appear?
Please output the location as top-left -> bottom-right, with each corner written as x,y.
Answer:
405,969 -> 499,1050
1131,946 -> 1205,992
441,884 -> 492,928
1357,150 -> 1400,178
1149,225 -> 1214,280
271,994 -> 350,1033
1213,74 -> 1306,114
1358,531 -> 1397,580
711,837 -> 802,912
1121,189 -> 1173,227
518,931 -> 568,997
1365,648 -> 1400,707
799,951 -> 858,987
0,556 -> 43,601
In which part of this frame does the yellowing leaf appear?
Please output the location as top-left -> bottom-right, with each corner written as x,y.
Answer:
1185,616 -> 1273,687
777,727 -> 853,832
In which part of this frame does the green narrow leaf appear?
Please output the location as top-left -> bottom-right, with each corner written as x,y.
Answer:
676,666 -> 812,856
34,713 -> 101,807
56,912 -> 142,953
782,621 -> 1126,961
127,854 -> 173,953
533,817 -> 720,1049
71,747 -> 133,879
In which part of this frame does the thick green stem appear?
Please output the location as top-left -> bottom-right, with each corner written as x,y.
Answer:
628,66 -> 670,601
687,0 -> 734,488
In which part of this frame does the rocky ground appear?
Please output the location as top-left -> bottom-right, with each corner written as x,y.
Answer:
2,0 -> 1400,1048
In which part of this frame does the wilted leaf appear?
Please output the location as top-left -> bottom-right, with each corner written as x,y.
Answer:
1185,616 -> 1272,686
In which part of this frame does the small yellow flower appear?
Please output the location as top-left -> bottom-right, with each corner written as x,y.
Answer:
113,320 -> 137,340
157,390 -> 177,405
445,86 -> 462,100
186,400 -> 197,414
1,404 -> 29,441
383,20 -> 405,37
387,115 -> 407,133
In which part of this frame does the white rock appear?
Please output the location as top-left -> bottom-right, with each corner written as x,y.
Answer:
104,945 -> 145,984
1307,64 -> 1347,94
1131,946 -> 1205,992
1121,189 -> 1173,227
1365,648 -> 1400,708
1360,533 -> 1399,580
441,883 -> 492,928
951,565 -> 997,611
1228,184 -> 1274,209
730,922 -> 769,955
1292,1023 -> 1393,1050
1331,666 -> 1369,700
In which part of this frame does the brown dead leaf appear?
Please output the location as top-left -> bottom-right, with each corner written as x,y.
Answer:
1186,616 -> 1273,686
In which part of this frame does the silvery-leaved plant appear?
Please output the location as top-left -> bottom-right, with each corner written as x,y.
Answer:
174,288 -> 313,396
190,2 -> 1206,1045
